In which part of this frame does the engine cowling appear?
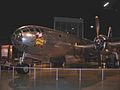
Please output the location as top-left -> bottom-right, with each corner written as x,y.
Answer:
94,35 -> 108,51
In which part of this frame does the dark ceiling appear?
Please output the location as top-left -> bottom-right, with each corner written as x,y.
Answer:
0,0 -> 120,43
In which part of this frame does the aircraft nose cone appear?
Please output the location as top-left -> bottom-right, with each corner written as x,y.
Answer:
11,25 -> 47,53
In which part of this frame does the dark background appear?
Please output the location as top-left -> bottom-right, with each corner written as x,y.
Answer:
0,0 -> 120,43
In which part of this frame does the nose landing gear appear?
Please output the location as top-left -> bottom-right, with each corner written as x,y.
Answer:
16,63 -> 29,74
16,52 -> 29,74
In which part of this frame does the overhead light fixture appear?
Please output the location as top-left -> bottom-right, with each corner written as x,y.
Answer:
103,2 -> 110,7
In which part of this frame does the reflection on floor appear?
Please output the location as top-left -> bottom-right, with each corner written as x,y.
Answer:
0,68 -> 120,90
0,69 -> 99,90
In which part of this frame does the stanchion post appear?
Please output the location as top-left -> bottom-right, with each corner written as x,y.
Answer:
33,67 -> 36,88
56,69 -> 58,80
102,69 -> 104,80
12,66 -> 15,79
34,68 -> 36,80
29,66 -> 31,75
79,69 -> 82,81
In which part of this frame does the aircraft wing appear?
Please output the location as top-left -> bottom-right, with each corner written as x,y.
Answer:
74,37 -> 95,49
75,44 -> 95,48
74,43 -> 94,49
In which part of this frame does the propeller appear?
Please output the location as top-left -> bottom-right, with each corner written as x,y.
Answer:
91,16 -> 107,51
93,16 -> 111,51
74,15 -> 120,51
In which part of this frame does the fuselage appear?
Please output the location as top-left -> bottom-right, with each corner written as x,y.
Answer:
11,25 -> 84,62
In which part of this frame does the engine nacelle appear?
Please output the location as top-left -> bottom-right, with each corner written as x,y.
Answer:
94,35 -> 108,51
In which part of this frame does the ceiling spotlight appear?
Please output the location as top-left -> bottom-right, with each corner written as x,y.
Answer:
90,25 -> 94,28
103,2 -> 110,7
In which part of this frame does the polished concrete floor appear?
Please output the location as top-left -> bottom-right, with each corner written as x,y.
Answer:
80,74 -> 120,90
0,68 -> 120,90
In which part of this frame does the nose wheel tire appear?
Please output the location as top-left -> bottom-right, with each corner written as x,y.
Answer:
16,63 -> 29,74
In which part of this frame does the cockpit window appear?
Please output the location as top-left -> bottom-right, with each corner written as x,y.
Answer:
22,29 -> 29,32
29,28 -> 34,32
36,28 -> 40,32
14,29 -> 21,35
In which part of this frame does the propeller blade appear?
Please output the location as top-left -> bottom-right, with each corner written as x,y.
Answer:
108,42 -> 120,46
107,26 -> 112,38
95,16 -> 100,37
